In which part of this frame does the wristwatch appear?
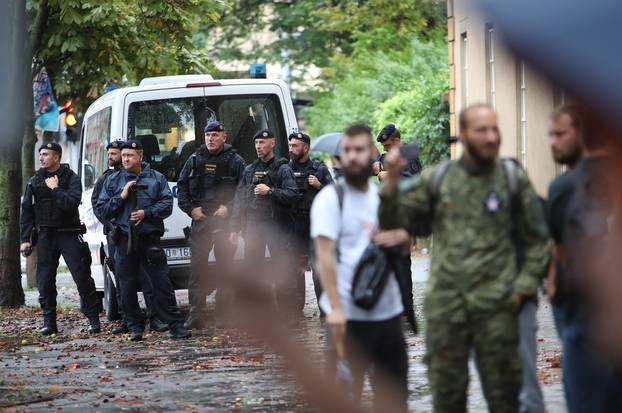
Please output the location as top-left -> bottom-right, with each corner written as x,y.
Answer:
267,188 -> 273,196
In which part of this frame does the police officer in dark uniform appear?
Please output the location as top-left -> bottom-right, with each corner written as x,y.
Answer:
374,124 -> 421,328
373,124 -> 422,181
177,120 -> 245,329
91,140 -> 168,334
230,129 -> 298,313
288,132 -> 333,313
20,142 -> 101,335
98,140 -> 189,341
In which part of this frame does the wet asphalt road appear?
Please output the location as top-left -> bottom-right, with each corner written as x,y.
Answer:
1,256 -> 565,412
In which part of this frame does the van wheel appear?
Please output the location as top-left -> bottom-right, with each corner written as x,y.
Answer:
103,263 -> 121,321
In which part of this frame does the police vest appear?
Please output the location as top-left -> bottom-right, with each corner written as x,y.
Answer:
188,146 -> 238,210
291,159 -> 322,213
248,157 -> 289,215
30,165 -> 81,228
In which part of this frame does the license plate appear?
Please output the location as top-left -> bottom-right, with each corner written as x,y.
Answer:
164,247 -> 191,261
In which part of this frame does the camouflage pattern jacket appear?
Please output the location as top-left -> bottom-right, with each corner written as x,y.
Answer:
379,158 -> 549,323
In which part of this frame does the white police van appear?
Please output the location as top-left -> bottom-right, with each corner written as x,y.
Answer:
78,75 -> 299,320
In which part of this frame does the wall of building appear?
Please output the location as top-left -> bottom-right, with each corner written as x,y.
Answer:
448,0 -> 559,195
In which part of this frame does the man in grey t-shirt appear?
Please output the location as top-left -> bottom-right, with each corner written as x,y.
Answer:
311,124 -> 409,412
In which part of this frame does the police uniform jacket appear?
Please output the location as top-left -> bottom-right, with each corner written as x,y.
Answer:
230,157 -> 298,232
91,167 -> 121,226
289,159 -> 333,213
20,164 -> 82,242
176,144 -> 245,217
378,153 -> 422,179
97,162 -> 173,236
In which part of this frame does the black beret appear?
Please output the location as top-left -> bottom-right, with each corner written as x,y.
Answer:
288,132 -> 311,144
205,120 -> 225,133
253,129 -> 275,140
39,142 -> 62,154
377,124 -> 400,142
106,140 -> 124,150
121,140 -> 143,150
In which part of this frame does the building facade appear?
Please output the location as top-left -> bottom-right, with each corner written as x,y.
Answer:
448,0 -> 565,195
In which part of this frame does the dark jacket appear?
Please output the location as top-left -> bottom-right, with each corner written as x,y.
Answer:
20,164 -> 82,242
176,144 -> 245,218
379,153 -> 422,179
289,158 -> 333,214
97,162 -> 173,236
91,167 -> 121,227
230,156 -> 298,231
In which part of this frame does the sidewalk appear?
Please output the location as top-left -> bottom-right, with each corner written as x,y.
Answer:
4,255 -> 565,412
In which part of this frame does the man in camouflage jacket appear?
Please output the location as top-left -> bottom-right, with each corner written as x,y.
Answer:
379,104 -> 549,413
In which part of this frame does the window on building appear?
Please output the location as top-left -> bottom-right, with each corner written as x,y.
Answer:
485,24 -> 496,108
518,61 -> 527,168
461,32 -> 469,106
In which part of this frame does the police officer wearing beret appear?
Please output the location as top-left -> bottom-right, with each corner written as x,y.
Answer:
230,129 -> 299,314
20,142 -> 101,335
288,132 -> 333,314
92,140 -> 168,334
374,124 -> 421,331
177,121 -> 246,329
373,124 -> 422,181
98,140 -> 189,341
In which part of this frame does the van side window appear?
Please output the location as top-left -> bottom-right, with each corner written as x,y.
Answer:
83,106 -> 111,189
127,94 -> 287,181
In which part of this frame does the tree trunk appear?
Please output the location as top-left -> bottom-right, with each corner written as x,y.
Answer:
0,0 -> 27,307
22,119 -> 37,191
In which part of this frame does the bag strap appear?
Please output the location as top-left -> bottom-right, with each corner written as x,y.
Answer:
428,159 -> 453,219
501,158 -> 523,270
332,179 -> 346,262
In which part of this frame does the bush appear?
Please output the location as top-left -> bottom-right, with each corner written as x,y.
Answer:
306,37 -> 450,166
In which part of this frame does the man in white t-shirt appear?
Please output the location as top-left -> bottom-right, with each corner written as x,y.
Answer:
311,124 -> 410,412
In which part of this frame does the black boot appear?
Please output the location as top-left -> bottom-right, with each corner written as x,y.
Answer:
169,324 -> 191,339
112,322 -> 129,334
149,317 -> 169,332
129,330 -> 143,341
184,307 -> 206,330
87,316 -> 101,334
39,318 -> 58,335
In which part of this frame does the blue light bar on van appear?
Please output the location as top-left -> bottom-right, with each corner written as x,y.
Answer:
186,82 -> 222,88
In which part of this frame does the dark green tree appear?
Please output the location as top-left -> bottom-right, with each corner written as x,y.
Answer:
1,0 -> 223,308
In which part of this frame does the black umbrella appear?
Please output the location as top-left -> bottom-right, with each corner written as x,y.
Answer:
480,0 -> 622,126
310,132 -> 342,156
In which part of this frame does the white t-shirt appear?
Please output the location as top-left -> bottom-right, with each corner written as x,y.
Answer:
310,179 -> 404,321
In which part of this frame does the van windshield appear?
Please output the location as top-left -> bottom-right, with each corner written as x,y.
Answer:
127,94 -> 288,181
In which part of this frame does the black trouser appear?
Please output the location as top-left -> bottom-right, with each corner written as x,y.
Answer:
36,229 -> 100,320
187,219 -> 234,310
108,234 -> 161,324
391,246 -> 417,334
326,316 -> 409,413
291,216 -> 314,312
114,234 -> 183,333
243,216 -> 298,313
